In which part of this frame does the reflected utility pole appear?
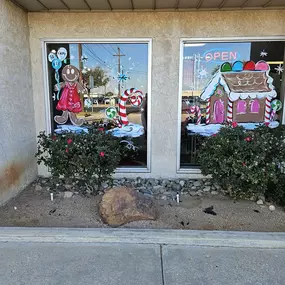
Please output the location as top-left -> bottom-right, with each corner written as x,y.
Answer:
113,47 -> 125,97
78,44 -> 84,109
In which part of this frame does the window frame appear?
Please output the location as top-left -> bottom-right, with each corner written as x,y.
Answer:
42,38 -> 152,173
177,36 -> 285,173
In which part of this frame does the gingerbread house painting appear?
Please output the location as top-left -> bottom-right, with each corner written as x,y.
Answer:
201,60 -> 277,124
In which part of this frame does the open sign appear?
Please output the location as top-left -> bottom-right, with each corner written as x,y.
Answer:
205,51 -> 237,62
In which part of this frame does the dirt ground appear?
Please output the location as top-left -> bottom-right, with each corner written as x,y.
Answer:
0,185 -> 285,232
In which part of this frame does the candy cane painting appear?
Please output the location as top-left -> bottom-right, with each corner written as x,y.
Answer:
264,96 -> 272,124
118,88 -> 143,126
227,99 -> 233,123
205,98 -> 210,124
105,88 -> 145,138
189,105 -> 201,125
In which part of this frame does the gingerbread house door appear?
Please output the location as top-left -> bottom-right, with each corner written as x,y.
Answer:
210,85 -> 227,124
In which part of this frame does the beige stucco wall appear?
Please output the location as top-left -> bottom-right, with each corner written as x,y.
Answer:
28,10 -> 285,179
0,0 -> 37,204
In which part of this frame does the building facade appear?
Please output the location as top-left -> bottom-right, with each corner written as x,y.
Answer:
1,0 -> 285,204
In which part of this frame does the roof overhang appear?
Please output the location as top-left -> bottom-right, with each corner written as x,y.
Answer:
10,0 -> 285,12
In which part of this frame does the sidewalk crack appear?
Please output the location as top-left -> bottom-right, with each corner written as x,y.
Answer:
160,244 -> 165,285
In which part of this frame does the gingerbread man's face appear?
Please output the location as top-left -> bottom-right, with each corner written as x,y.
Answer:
62,65 -> 80,83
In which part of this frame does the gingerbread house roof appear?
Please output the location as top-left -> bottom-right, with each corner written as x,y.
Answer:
201,60 -> 277,102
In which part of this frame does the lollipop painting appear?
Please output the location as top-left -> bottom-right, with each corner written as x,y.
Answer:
270,99 -> 282,121
105,106 -> 122,128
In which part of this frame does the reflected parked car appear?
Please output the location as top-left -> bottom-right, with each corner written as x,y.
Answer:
103,98 -> 110,104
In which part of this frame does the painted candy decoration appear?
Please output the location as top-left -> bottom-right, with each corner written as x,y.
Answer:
271,99 -> 282,111
255,60 -> 270,71
232,61 -> 243,72
52,58 -> 62,70
220,62 -> 232,72
106,106 -> 122,128
205,98 -> 210,124
119,88 -> 143,125
105,106 -> 118,119
243,61 -> 255,71
270,99 -> 282,122
129,94 -> 143,106
265,97 -> 272,124
57,47 -> 68,61
189,105 -> 201,125
48,52 -> 57,62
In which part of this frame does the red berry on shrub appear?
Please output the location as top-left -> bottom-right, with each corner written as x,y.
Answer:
245,137 -> 252,142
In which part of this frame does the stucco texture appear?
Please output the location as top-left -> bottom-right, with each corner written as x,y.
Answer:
0,0 -> 37,204
28,10 -> 285,179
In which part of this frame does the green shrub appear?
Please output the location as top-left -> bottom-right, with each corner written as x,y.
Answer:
198,124 -> 285,201
36,127 -> 123,193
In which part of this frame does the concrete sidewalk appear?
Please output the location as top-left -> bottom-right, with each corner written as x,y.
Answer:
1,228 -> 285,285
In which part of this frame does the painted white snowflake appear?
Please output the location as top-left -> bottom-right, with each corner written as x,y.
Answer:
275,64 -> 284,75
198,68 -> 208,78
81,55 -> 88,63
260,50 -> 268,57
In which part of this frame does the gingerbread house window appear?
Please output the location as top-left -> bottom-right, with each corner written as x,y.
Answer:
250,99 -> 260,113
237,100 -> 247,114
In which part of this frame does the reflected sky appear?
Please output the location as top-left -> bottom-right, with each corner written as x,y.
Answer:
69,43 -> 148,95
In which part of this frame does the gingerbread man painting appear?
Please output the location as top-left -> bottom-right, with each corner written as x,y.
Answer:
54,65 -> 86,126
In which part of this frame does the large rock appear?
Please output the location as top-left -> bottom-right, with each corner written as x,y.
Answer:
99,187 -> 157,226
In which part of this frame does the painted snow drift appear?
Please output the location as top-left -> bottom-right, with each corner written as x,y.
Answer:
201,60 -> 277,124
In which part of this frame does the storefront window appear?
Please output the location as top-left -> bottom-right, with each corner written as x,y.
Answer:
180,40 -> 285,169
46,42 -> 149,168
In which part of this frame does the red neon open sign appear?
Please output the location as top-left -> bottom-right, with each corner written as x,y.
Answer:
205,51 -> 237,62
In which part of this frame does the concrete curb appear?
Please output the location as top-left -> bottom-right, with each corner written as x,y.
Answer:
0,227 -> 285,248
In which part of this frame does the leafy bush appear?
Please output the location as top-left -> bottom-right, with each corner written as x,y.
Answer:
36,127 -> 123,193
198,124 -> 285,201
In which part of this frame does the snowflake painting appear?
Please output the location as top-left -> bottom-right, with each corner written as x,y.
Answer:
198,68 -> 208,79
275,64 -> 284,75
260,50 -> 268,57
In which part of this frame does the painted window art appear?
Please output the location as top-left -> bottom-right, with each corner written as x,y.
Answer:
46,42 -> 149,168
180,41 -> 284,168
237,100 -> 247,114
250,99 -> 260,113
